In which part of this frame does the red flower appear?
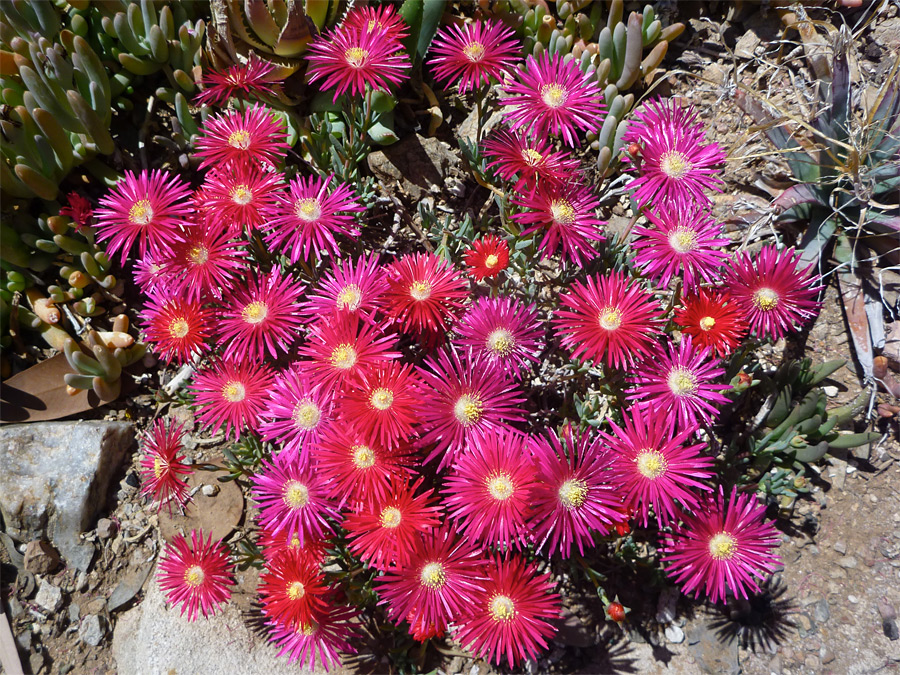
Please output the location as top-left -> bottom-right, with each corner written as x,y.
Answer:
198,163 -> 282,235
195,55 -> 282,107
342,4 -> 409,45
463,234 -> 509,281
138,418 -> 193,512
675,288 -> 748,357
258,548 -> 328,630
339,361 -> 421,448
157,530 -> 234,621
257,526 -> 328,565
60,192 -> 93,229
384,252 -> 468,340
141,294 -> 213,365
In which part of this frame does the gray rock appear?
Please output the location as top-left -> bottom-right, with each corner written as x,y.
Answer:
833,541 -> 847,554
884,619 -> 900,641
837,555 -> 858,569
68,603 -> 81,624
656,587 -> 679,624
24,540 -> 61,575
34,581 -> 63,612
664,624 -> 685,644
367,134 -> 459,201
112,579 -> 337,674
812,599 -> 830,624
96,518 -> 117,540
0,421 -> 133,572
79,614 -> 104,646
686,621 -> 739,674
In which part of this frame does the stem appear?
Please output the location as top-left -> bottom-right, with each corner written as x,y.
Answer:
474,83 -> 489,143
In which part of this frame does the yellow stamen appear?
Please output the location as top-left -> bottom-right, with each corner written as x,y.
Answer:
169,318 -> 189,339
231,184 -> 252,205
486,328 -> 515,356
550,200 -> 576,224
558,478 -> 587,509
522,148 -> 543,165
752,288 -> 779,311
283,480 -> 309,509
420,562 -> 446,590
540,83 -> 568,108
453,394 -> 484,426
153,456 -> 166,479
659,150 -> 693,180
129,200 -> 154,225
336,284 -> 362,311
380,506 -> 402,528
287,581 -> 305,600
667,367 -> 698,397
598,307 -> 622,331
184,565 -> 205,587
699,316 -> 716,331
487,473 -> 514,501
636,449 -> 667,479
463,41 -> 486,62
708,532 -> 737,560
344,47 -> 369,68
352,444 -> 376,469
241,301 -> 268,325
370,388 -> 394,411
188,245 -> 209,265
668,227 -> 698,253
485,254 -> 500,268
294,197 -> 322,222
228,129 -> 251,149
292,401 -> 321,430
222,381 -> 246,402
490,595 -> 516,621
330,344 -> 358,370
409,281 -> 432,301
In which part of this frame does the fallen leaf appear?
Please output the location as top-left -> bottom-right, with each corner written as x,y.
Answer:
0,353 -> 100,423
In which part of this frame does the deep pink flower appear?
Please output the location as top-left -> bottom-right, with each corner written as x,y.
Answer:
94,169 -> 192,264
216,268 -> 305,362
416,348 -> 526,469
195,55 -> 282,107
528,426 -> 620,558
454,296 -> 543,379
726,245 -> 821,341
511,179 -> 605,265
190,359 -> 274,440
198,163 -> 282,235
303,253 -> 388,325
463,234 -> 510,281
628,336 -> 731,429
260,362 -> 334,462
632,200 -> 730,291
455,553 -> 561,666
252,452 -> 341,546
553,271 -> 664,370
429,20 -> 520,94
165,224 -> 247,302
157,530 -> 234,621
442,428 -> 537,549
598,403 -> 714,526
482,128 -> 580,192
623,98 -> 726,207
662,488 -> 781,603
267,601 -> 361,671
138,418 -> 193,512
60,192 -> 93,229
132,253 -> 172,297
342,4 -> 409,44
141,294 -> 213,364
306,23 -> 410,101
500,51 -> 605,147
262,175 -> 364,262
377,525 -> 486,628
194,104 -> 289,171
339,361 -> 421,448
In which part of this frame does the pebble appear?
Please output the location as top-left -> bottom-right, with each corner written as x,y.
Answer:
822,648 -> 835,663
201,483 -> 219,497
79,614 -> 104,646
822,385 -> 839,397
97,518 -> 117,539
848,595 -> 859,604
23,540 -> 61,575
796,613 -> 814,635
833,541 -> 847,554
656,587 -> 679,624
34,581 -> 63,612
812,599 -> 830,624
664,624 -> 685,643
84,597 -> 106,615
805,655 -> 821,670
837,556 -> 858,569
884,619 -> 900,641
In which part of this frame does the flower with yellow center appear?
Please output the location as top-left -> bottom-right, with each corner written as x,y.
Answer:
344,47 -> 369,68
153,456 -> 167,479
419,562 -> 446,590
168,317 -> 190,339
462,41 -> 486,62
699,316 -> 716,331
558,478 -> 588,509
370,388 -> 394,411
188,245 -> 209,265
409,280 -> 432,301
752,288 -> 779,311
352,444 -> 376,469
453,394 -> 484,426
667,367 -> 698,397
486,328 -> 515,356
708,532 -> 737,560
291,401 -> 321,430
380,506 -> 402,529
183,565 -> 205,587
129,199 -> 154,225
489,594 -> 516,621
550,199 -> 576,224
598,307 -> 623,331
484,254 -> 500,268
282,480 -> 310,509
540,83 -> 568,108
286,581 -> 305,600
659,150 -> 694,180
635,449 -> 668,479
486,473 -> 514,501
521,148 -> 543,165
668,227 -> 698,253
336,284 -> 362,311
228,129 -> 251,149
294,197 -> 322,222
230,184 -> 253,205
222,381 -> 246,403
241,301 -> 268,325
329,344 -> 358,370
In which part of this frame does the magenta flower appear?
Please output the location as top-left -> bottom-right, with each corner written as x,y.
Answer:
416,348 -> 526,469
194,104 -> 289,171
628,336 -> 731,429
303,253 -> 388,325
662,488 -> 781,604
342,4 -> 409,44
190,359 -> 274,440
511,179 -> 605,265
553,270 -> 664,370
94,169 -> 192,264
263,175 -> 364,262
623,98 -> 726,207
139,418 -> 193,513
157,530 -> 234,621
216,268 -> 305,362
132,253 -> 172,297
198,162 -> 282,235
195,55 -> 282,107
454,296 -> 543,380
442,428 -> 538,550
632,199 -> 730,291
528,426 -> 620,558
598,403 -> 714,526
726,245 -> 821,341
455,553 -> 561,667
267,602 -> 361,671
500,51 -> 605,147
429,21 -> 520,94
166,223 -> 247,302
252,452 -> 341,546
482,128 -> 580,193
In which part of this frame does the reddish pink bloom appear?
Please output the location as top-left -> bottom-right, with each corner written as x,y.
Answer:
632,200 -> 730,291
628,336 -> 730,429
260,363 -> 334,462
463,234 -> 510,281
303,253 -> 388,325
157,530 -> 234,621
416,348 -> 526,468
344,478 -> 442,570
263,175 -> 364,262
139,418 -> 193,512
95,169 -> 192,264
623,98 -> 726,207
384,252 -> 468,340
512,179 -> 605,264
377,525 -> 486,628
339,361 -> 421,448
141,295 -> 213,364
195,55 -> 282,107
190,359 -> 274,440
553,271 -> 664,370
316,425 -> 414,508
342,4 -> 409,44
298,314 -> 399,391
307,23 -> 410,101
454,296 -> 542,380
267,601 -> 361,671
675,288 -> 748,357
598,403 -> 714,526
252,452 -> 340,546
456,553 -> 561,667
442,428 -> 538,549
258,548 -> 328,630
429,20 -> 520,94
257,526 -> 328,565
528,426 -> 619,558
198,163 -> 282,235
726,245 -> 821,341
216,268 -> 305,362
166,224 -> 247,302
60,192 -> 93,229
195,104 -> 289,171
482,128 -> 580,192
500,51 -> 604,147
662,488 -> 781,604
407,606 -> 446,642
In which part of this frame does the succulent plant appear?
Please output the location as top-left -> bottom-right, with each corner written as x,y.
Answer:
63,320 -> 145,401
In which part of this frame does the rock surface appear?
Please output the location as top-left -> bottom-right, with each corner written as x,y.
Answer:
367,134 -> 459,201
112,578 -> 335,675
23,540 -> 61,575
0,421 -> 133,572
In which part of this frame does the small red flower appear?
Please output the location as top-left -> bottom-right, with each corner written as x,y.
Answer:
157,530 -> 234,621
339,361 -> 421,448
606,602 -> 627,623
463,234 -> 509,281
675,287 -> 749,357
138,418 -> 193,512
60,192 -> 93,229
258,548 -> 328,630
141,294 -> 213,365
195,54 -> 282,107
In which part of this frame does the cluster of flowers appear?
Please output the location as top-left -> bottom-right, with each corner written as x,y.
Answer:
91,6 -> 824,672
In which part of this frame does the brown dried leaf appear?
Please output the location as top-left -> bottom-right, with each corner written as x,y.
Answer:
0,353 -> 101,423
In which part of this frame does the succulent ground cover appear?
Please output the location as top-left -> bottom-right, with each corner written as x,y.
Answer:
1,2 -> 898,675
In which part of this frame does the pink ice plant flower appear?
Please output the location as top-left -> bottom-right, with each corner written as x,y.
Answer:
482,128 -> 580,193
622,97 -> 726,207
157,530 -> 234,621
662,488 -> 781,604
302,253 -> 388,325
500,51 -> 605,147
190,359 -> 274,440
429,20 -> 521,94
194,104 -> 289,171
166,223 -> 247,302
632,199 -> 730,291
266,602 -> 361,672
198,162 -> 283,235
628,335 -> 731,429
